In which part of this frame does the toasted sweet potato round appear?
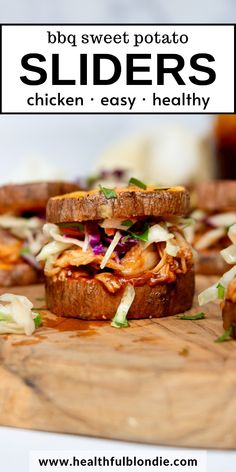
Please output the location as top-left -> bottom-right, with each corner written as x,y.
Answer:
46,186 -> 190,223
45,268 -> 194,320
196,180 -> 236,211
0,181 -> 80,215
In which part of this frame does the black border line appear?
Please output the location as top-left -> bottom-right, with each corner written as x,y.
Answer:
1,23 -> 235,115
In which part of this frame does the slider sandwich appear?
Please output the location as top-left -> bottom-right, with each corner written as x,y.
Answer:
188,181 -> 236,275
0,181 -> 79,286
37,182 -> 195,325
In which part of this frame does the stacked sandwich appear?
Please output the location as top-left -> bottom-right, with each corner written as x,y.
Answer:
37,182 -> 195,326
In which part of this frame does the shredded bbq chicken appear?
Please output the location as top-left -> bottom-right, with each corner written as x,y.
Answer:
49,226 -> 193,294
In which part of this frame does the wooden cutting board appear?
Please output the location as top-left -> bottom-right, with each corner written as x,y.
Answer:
0,275 -> 236,449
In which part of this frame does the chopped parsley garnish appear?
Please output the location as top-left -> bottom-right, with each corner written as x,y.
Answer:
215,326 -> 233,343
99,184 -> 117,199
129,224 -> 149,242
177,312 -> 205,320
121,219 -> 134,227
129,177 -> 147,190
216,283 -> 225,300
32,312 -> 43,328
19,246 -> 31,256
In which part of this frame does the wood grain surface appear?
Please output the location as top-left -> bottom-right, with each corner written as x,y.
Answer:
0,276 -> 236,449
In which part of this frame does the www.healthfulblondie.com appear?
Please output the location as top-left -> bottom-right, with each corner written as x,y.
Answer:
30,451 -> 207,472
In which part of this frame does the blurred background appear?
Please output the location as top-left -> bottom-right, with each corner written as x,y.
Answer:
0,0 -> 235,185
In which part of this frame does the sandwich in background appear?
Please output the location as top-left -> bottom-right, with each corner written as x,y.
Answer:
187,181 -> 236,275
0,181 -> 80,286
